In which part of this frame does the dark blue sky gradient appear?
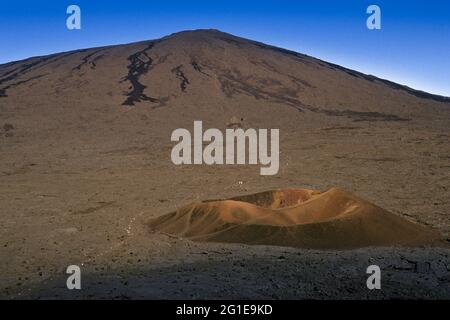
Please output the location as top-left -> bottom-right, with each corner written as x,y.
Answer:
1,0 -> 449,95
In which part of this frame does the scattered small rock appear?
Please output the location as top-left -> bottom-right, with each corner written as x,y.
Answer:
3,123 -> 14,132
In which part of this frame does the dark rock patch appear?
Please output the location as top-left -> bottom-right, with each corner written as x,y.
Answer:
171,65 -> 190,92
321,109 -> 410,122
0,74 -> 46,98
72,49 -> 105,71
121,42 -> 163,106
0,50 -> 88,97
3,123 -> 14,132
190,61 -> 210,77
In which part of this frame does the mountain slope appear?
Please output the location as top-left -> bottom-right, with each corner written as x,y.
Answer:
1,29 -> 449,112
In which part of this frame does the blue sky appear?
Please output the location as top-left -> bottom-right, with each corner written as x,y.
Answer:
1,0 -> 449,96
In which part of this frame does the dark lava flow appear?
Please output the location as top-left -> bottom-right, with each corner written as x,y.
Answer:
121,42 -> 160,106
172,65 -> 190,92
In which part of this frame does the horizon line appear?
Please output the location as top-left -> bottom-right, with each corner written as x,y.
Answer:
1,28 -> 449,99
